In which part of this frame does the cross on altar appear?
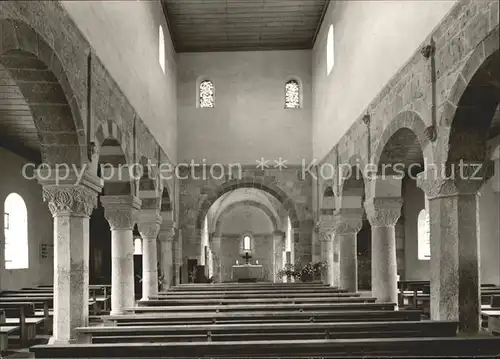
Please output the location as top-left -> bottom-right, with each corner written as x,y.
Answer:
243,251 -> 251,264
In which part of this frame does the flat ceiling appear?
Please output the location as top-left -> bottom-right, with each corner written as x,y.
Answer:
161,0 -> 330,52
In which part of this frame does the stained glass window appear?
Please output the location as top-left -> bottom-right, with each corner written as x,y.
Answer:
199,80 -> 214,108
285,80 -> 300,109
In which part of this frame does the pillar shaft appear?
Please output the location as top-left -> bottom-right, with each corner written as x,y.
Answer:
39,170 -> 102,344
101,195 -> 141,315
273,231 -> 285,283
417,172 -> 490,334
429,187 -> 480,332
338,232 -> 358,292
365,197 -> 402,304
138,212 -> 162,300
210,236 -> 222,283
318,226 -> 335,287
158,226 -> 174,290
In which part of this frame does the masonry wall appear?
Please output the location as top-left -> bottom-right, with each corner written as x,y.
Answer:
312,0 -> 457,161
0,148 -> 53,289
62,0 -> 178,162
177,50 -> 312,165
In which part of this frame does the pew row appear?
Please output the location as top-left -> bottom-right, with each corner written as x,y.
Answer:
30,336 -> 500,358
102,310 -> 422,326
75,320 -> 458,343
129,302 -> 396,313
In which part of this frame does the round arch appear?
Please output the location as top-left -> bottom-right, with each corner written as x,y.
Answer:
196,178 -> 300,231
213,199 -> 281,237
371,110 -> 432,176
0,18 -> 87,166
444,27 -> 500,163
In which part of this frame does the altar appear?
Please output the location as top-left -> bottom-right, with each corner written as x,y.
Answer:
232,264 -> 264,282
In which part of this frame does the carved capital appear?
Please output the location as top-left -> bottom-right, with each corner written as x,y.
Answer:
159,227 -> 175,243
101,195 -> 141,230
317,222 -> 335,242
364,197 -> 403,227
42,185 -> 98,217
137,211 -> 162,239
334,208 -> 363,235
417,161 -> 492,198
37,168 -> 102,218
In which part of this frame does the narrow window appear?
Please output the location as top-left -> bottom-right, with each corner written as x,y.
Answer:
285,80 -> 300,109
417,209 -> 430,260
4,193 -> 28,269
199,80 -> 215,108
134,237 -> 142,255
327,24 -> 335,75
159,25 -> 165,73
243,235 -> 251,251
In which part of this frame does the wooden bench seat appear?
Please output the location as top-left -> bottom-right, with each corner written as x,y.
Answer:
142,296 -> 377,305
0,326 -> 19,353
102,309 -> 422,326
75,320 -> 458,343
0,317 -> 44,344
156,292 -> 361,299
160,288 -> 347,295
130,302 -> 396,313
30,336 -> 500,358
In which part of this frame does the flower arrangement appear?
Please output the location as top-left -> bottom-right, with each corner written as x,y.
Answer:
276,260 -> 328,282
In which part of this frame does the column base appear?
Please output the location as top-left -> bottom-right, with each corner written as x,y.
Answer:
48,336 -> 77,345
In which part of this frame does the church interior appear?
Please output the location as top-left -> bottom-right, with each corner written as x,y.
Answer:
0,0 -> 499,357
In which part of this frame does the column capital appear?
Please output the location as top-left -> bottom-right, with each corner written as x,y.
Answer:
317,222 -> 335,242
417,161 -> 493,198
334,208 -> 363,235
101,195 -> 142,230
158,225 -> 175,243
137,211 -> 162,239
39,170 -> 103,218
364,197 -> 402,227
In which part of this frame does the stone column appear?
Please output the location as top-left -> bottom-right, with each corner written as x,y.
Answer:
101,195 -> 141,315
334,209 -> 363,292
273,231 -> 285,283
38,169 -> 102,344
364,197 -> 403,304
158,222 -> 175,291
173,232 -> 182,285
138,212 -> 162,300
318,224 -> 335,287
418,175 -> 486,334
210,235 -> 222,283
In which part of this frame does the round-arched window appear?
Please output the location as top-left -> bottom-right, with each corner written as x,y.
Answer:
4,193 -> 28,269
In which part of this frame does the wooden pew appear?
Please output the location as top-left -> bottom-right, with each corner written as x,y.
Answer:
129,302 -> 396,313
30,336 -> 500,358
0,309 -> 18,354
155,291 -> 361,299
0,302 -> 35,346
161,287 -> 347,295
102,309 -> 422,326
141,296 -> 377,305
171,282 -> 330,289
75,320 -> 458,344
